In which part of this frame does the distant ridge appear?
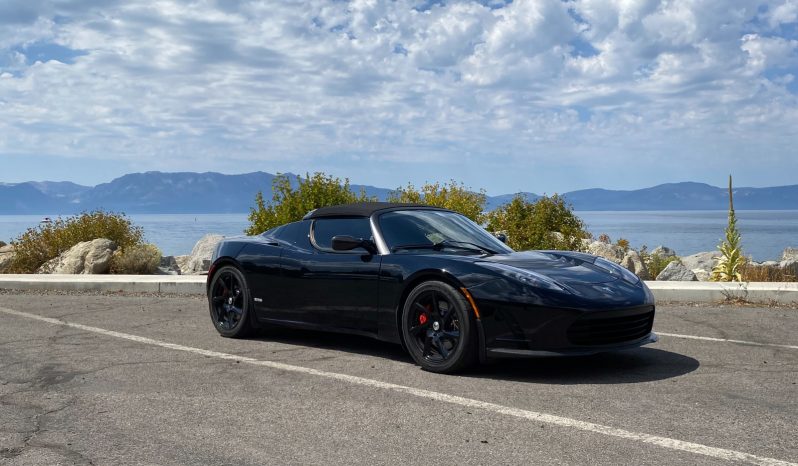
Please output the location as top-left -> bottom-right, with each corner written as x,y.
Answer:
0,172 -> 795,214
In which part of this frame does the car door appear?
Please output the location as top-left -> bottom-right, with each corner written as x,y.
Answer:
278,216 -> 381,333
244,220 -> 313,322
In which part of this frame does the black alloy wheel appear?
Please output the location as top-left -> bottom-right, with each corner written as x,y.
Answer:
208,265 -> 253,338
402,281 -> 477,373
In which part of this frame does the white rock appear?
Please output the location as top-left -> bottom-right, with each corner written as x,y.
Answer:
656,262 -> 698,281
586,241 -> 625,264
780,258 -> 798,277
651,246 -> 677,258
680,251 -> 721,281
37,239 -> 117,274
620,250 -> 649,280
174,255 -> 191,274
184,234 -> 224,274
0,246 -> 15,273
782,248 -> 798,262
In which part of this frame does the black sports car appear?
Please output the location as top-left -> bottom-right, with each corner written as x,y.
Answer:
207,202 -> 657,373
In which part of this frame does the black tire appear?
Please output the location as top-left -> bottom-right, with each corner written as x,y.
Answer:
208,265 -> 254,338
401,281 -> 478,373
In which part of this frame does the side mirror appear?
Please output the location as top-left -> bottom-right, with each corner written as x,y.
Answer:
494,233 -> 507,244
331,235 -> 378,254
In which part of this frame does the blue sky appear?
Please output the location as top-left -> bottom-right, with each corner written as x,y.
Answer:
1,0 -> 797,195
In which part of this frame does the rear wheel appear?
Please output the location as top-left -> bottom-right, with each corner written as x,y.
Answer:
401,281 -> 477,373
208,265 -> 253,338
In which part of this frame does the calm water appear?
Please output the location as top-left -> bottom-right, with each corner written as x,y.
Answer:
1,211 -> 796,261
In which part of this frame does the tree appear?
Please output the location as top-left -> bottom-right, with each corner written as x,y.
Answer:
711,175 -> 745,282
486,194 -> 589,251
245,173 -> 374,235
388,180 -> 487,223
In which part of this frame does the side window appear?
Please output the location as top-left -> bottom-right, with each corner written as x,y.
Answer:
312,218 -> 373,252
274,220 -> 311,248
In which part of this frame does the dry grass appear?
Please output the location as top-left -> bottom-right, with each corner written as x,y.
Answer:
741,264 -> 798,282
110,244 -> 162,274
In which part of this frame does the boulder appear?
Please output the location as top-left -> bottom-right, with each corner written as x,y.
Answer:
651,246 -> 677,259
37,239 -> 117,274
656,261 -> 698,281
157,255 -> 181,275
620,250 -> 650,280
782,248 -> 798,262
0,245 -> 15,273
183,234 -> 224,274
175,255 -> 191,274
780,258 -> 798,278
585,241 -> 625,264
680,251 -> 721,282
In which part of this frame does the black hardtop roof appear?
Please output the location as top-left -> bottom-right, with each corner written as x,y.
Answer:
303,202 -> 449,219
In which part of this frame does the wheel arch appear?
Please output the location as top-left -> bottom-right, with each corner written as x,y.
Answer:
207,257 -> 262,331
394,269 -> 479,352
206,257 -> 246,293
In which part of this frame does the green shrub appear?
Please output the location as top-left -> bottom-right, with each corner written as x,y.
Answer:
388,180 -> 487,223
110,243 -> 162,274
9,211 -> 143,273
0,240 -> 6,248
246,172 -> 375,235
637,244 -> 680,278
486,194 -> 589,251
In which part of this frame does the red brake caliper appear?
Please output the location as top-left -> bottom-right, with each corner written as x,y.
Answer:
419,313 -> 428,325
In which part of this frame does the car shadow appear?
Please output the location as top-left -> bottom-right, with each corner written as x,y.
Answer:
249,327 -> 412,363
467,348 -> 700,384
248,328 -> 699,384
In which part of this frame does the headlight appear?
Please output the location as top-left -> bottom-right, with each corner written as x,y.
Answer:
593,257 -> 640,285
479,262 -> 568,292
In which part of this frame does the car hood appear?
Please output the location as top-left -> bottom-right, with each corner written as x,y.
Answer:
480,251 -> 618,285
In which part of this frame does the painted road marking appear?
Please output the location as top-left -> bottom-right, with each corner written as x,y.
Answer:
658,332 -> 798,350
1,306 -> 794,466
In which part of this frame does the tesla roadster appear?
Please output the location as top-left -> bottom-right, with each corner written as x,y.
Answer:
207,202 -> 657,373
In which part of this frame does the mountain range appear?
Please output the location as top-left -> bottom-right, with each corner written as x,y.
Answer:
0,171 -> 796,214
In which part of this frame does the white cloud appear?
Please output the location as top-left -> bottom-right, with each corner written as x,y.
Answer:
0,0 -> 797,192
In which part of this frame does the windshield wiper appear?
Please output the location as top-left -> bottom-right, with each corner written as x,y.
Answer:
437,240 -> 498,255
391,240 -> 495,255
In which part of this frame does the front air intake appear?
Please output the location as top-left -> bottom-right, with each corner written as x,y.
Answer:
567,307 -> 655,346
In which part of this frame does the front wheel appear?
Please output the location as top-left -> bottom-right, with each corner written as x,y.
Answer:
401,281 -> 477,373
208,265 -> 253,338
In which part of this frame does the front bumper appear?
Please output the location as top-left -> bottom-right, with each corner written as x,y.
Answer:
486,331 -> 658,358
475,300 -> 657,358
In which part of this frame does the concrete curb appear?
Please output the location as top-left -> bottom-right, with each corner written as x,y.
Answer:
0,274 -> 206,295
1,275 -> 797,304
645,281 -> 798,305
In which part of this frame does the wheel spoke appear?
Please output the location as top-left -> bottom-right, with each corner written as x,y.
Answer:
442,307 -> 457,324
229,306 -> 243,316
413,302 -> 427,314
430,291 -> 441,316
422,333 -> 433,357
433,335 -> 449,359
440,330 -> 460,341
212,296 -> 225,304
409,322 -> 429,336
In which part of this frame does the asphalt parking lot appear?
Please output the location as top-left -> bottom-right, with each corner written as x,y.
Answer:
0,291 -> 796,465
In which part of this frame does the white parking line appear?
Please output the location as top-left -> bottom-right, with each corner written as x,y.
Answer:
658,332 -> 798,350
1,306 -> 795,466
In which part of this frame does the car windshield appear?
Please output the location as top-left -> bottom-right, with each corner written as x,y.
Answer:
378,210 -> 513,255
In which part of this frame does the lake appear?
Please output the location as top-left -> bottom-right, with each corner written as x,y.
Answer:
1,210 -> 796,261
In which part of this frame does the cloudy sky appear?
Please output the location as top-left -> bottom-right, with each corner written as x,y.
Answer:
1,0 -> 797,194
